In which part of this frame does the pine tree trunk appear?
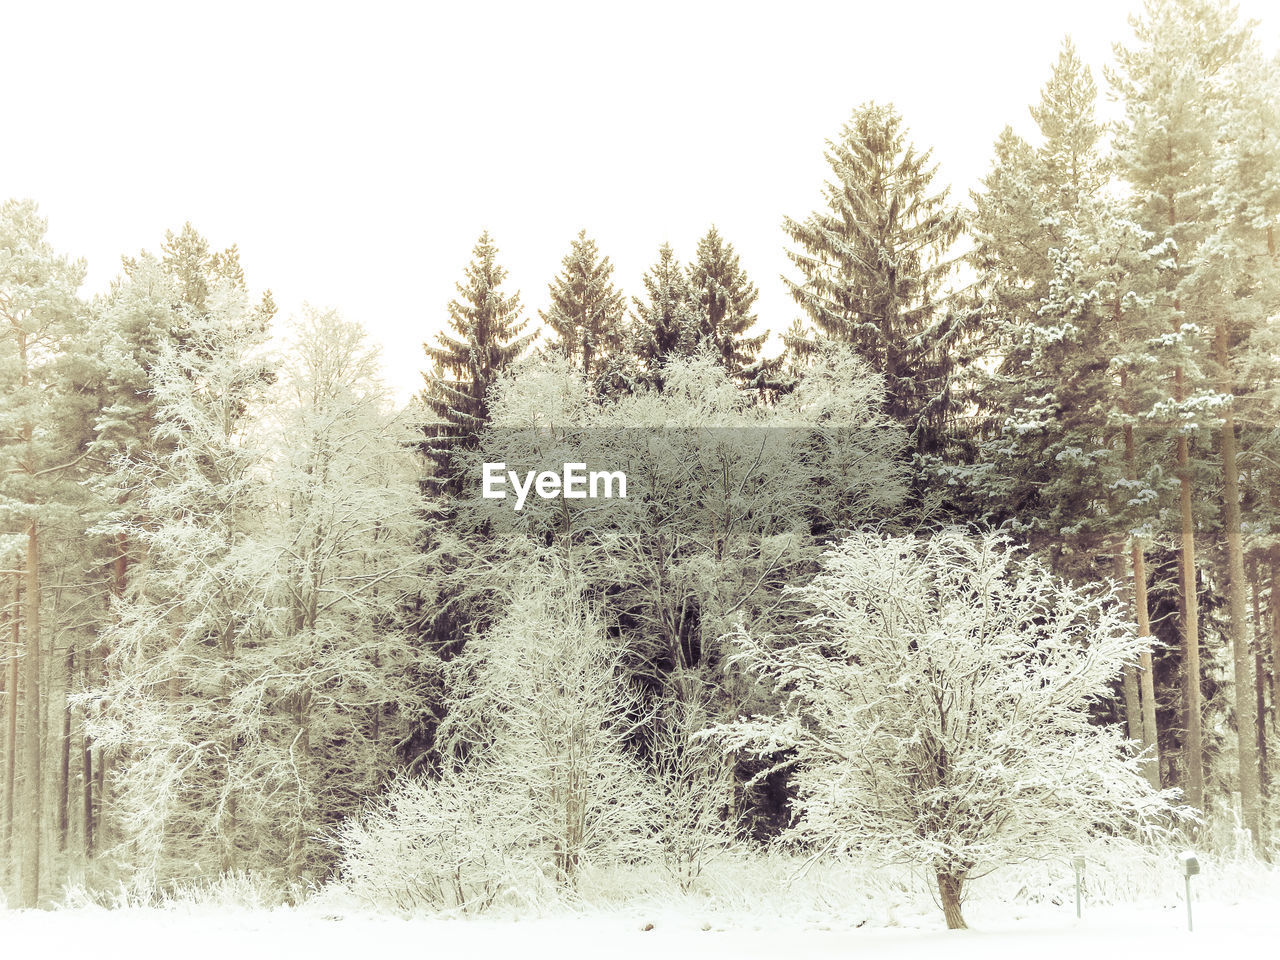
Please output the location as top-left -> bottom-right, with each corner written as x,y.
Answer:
1272,548 -> 1280,735
89,534 -> 128,857
937,870 -> 967,929
56,647 -> 71,853
1215,326 -> 1260,842
1256,652 -> 1268,805
1122,665 -> 1143,742
1132,542 -> 1161,788
1121,377 -> 1160,786
19,520 -> 42,907
81,642 -> 92,860
3,575 -> 17,865
1115,554 -> 1144,741
1174,366 -> 1205,812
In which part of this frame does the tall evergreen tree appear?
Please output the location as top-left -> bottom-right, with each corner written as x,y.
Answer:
421,232 -> 533,490
0,200 -> 91,906
1109,0 -> 1255,820
783,102 -> 964,454
630,243 -> 698,385
1194,17 -> 1280,840
966,40 -> 1167,787
541,230 -> 626,388
124,222 -> 276,335
687,227 -> 766,383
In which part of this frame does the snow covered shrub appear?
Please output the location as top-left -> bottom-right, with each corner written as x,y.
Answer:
334,765 -> 543,913
648,695 -> 741,892
712,528 -> 1185,929
336,561 -> 659,912
437,562 -> 659,885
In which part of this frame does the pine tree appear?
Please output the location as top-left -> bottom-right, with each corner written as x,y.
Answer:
1109,0 -> 1255,819
783,102 -> 964,454
0,200 -> 91,906
630,243 -> 698,385
969,39 -> 1112,440
687,227 -> 766,383
125,222 -> 276,336
1196,23 -> 1280,842
422,232 -> 533,490
967,40 -> 1166,786
541,230 -> 626,388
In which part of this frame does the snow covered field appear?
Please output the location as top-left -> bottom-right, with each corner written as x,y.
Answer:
3,899 -> 1278,960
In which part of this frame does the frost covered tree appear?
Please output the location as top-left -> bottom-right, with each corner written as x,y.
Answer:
454,347 -> 909,832
436,561 -> 656,885
783,102 -> 965,455
86,284 -> 278,880
541,230 -> 626,388
242,307 -> 428,878
421,232 -> 534,492
342,562 -> 655,907
91,301 -> 428,883
125,222 -> 276,330
965,40 -> 1170,788
1193,25 -> 1280,840
713,529 -> 1179,929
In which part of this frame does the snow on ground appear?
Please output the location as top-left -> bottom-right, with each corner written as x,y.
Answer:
2,898 -> 1277,959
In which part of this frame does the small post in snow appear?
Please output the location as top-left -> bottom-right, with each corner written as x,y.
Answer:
1181,852 -> 1199,932
1073,855 -> 1085,919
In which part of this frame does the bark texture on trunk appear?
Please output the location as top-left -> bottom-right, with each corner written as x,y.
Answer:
1214,325 -> 1260,842
1174,400 -> 1204,810
937,871 -> 967,929
1272,549 -> 1280,732
1114,543 -> 1160,786
1132,542 -> 1161,787
3,575 -> 17,863
57,647 -> 71,852
20,521 -> 42,907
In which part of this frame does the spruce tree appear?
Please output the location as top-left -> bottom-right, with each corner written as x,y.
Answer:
783,102 -> 964,454
1193,16 -> 1280,839
1109,0 -> 1255,819
541,230 -> 625,388
421,232 -> 533,491
630,243 -> 698,385
687,227 -> 766,383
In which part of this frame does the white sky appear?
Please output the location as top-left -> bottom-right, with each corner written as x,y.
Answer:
5,0 -> 1278,402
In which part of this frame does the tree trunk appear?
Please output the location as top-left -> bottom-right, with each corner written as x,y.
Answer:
1122,665 -> 1143,742
57,647 -> 72,853
1114,555 -> 1144,741
81,642 -> 92,860
1120,374 -> 1160,787
1256,652 -> 1268,803
19,520 -> 42,907
3,575 -> 17,864
1214,325 -> 1260,842
1251,568 -> 1269,804
1174,366 -> 1204,811
937,870 -> 967,929
1272,548 -> 1280,734
1131,541 -> 1161,788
